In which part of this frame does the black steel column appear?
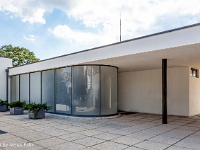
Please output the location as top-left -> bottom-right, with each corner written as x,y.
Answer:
5,68 -> 9,103
162,59 -> 167,124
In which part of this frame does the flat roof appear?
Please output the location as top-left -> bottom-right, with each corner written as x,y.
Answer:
9,22 -> 200,75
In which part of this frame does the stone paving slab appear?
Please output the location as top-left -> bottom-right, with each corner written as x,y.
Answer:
166,145 -> 195,150
33,137 -> 65,148
134,140 -> 170,150
73,137 -> 105,147
0,112 -> 200,149
57,133 -> 87,141
111,136 -> 143,146
92,141 -> 128,150
148,135 -> 181,145
50,141 -> 86,150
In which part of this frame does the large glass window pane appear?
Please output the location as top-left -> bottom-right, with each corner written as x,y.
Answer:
101,66 -> 117,115
72,66 -> 100,116
30,72 -> 41,103
42,70 -> 54,112
11,75 -> 19,102
20,74 -> 29,104
55,67 -> 71,114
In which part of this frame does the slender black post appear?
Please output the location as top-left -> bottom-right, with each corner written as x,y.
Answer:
162,59 -> 167,124
5,68 -> 9,103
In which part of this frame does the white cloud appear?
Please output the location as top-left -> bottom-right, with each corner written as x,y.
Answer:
23,34 -> 35,41
49,0 -> 200,48
49,25 -> 117,48
0,0 -> 45,24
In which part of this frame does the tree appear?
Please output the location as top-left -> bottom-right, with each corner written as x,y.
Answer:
0,45 -> 39,67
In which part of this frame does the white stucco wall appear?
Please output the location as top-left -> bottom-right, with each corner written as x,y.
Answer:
118,67 -> 189,116
189,67 -> 200,116
0,57 -> 12,100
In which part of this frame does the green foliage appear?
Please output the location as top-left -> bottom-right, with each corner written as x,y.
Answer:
24,103 -> 50,119
0,100 -> 8,106
23,103 -> 50,112
0,45 -> 39,67
9,101 -> 26,108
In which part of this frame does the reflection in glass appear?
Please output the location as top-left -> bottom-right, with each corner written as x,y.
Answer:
101,66 -> 117,115
55,67 -> 71,114
20,74 -> 29,104
30,72 -> 41,103
72,66 -> 100,115
42,70 -> 54,112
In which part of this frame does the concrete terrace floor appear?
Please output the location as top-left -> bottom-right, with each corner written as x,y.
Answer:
0,112 -> 200,150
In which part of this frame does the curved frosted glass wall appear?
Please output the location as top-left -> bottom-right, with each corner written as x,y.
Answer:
72,66 -> 100,116
55,67 -> 71,114
72,65 -> 117,116
101,66 -> 118,115
10,65 -> 118,117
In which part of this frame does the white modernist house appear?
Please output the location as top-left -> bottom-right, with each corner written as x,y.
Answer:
1,23 -> 200,123
0,57 -> 12,101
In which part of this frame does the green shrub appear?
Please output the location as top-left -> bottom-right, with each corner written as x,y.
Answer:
0,100 -> 8,106
9,101 -> 26,108
24,103 -> 50,119
23,103 -> 50,112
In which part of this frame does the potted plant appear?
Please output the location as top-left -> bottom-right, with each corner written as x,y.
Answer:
24,103 -> 50,119
9,101 -> 26,115
0,99 -> 8,112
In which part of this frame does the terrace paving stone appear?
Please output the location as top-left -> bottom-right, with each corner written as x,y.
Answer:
182,134 -> 200,143
159,129 -> 195,139
0,137 -> 29,149
64,126 -> 87,132
111,136 -> 143,146
178,125 -> 200,131
16,132 -> 52,142
193,130 -> 200,136
73,137 -> 105,146
0,112 -> 200,149
57,133 -> 87,141
82,147 -> 97,150
108,128 -> 135,136
23,124 -> 45,130
0,133 -> 16,141
35,128 -> 68,136
148,135 -> 181,145
79,129 -> 103,136
50,142 -> 86,150
92,141 -> 128,150
33,137 -> 65,148
134,140 -> 170,150
3,143 -> 44,150
175,140 -> 200,150
166,145 -> 195,150
124,146 -> 146,150
127,131 -> 157,140
93,132 -> 122,140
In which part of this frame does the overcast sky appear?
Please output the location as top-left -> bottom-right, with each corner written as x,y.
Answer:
0,0 -> 200,60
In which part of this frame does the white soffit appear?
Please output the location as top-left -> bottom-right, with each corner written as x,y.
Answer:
9,23 -> 200,75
